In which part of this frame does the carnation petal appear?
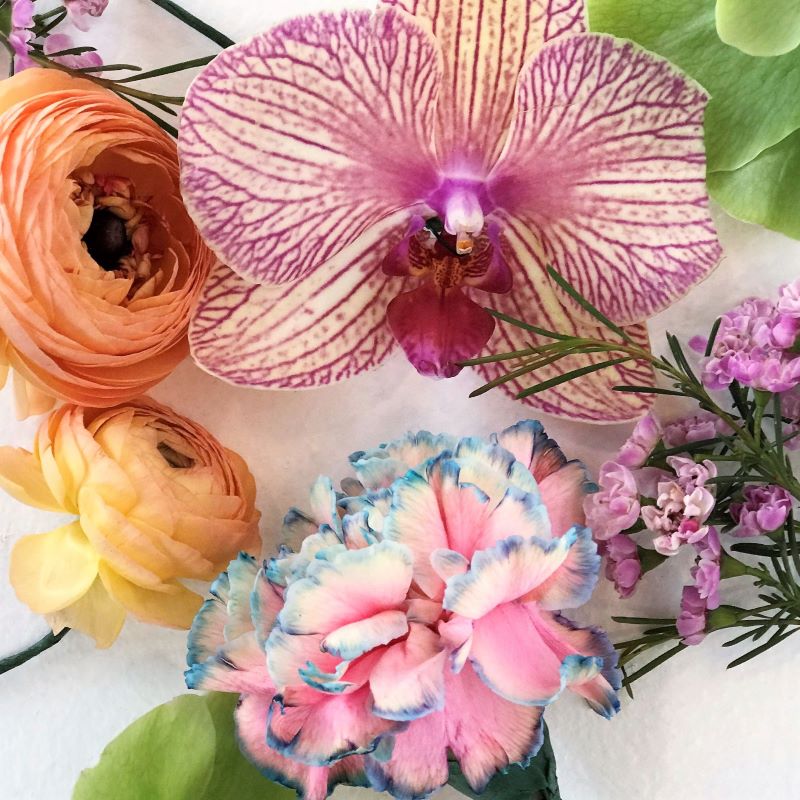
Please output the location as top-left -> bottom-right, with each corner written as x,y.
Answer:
179,8 -> 440,285
322,610 -> 409,661
236,693 -> 368,800
385,0 -> 585,171
222,552 -> 259,641
185,634 -> 272,694
488,34 -> 721,326
10,522 -> 99,614
278,541 -> 413,635
189,221 -> 405,390
252,565 -> 284,649
370,622 -> 447,721
266,628 -> 343,693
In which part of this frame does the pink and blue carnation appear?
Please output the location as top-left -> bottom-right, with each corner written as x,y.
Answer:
186,421 -> 619,800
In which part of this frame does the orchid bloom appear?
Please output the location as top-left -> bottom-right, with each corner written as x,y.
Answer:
186,422 -> 620,799
179,0 -> 721,422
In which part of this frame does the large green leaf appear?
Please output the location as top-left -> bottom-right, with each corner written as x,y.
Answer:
586,0 -> 800,173
707,128 -> 800,238
716,0 -> 800,57
447,723 -> 561,800
73,693 -> 294,800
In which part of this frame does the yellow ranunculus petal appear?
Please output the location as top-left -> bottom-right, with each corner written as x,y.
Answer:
99,563 -> 202,629
0,446 -> 62,511
10,522 -> 99,614
45,576 -> 126,649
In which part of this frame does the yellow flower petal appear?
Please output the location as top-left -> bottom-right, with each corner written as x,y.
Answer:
99,563 -> 202,629
10,522 -> 99,614
45,576 -> 125,649
0,446 -> 62,511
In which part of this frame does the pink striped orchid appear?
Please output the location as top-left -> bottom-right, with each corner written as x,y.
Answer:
179,0 -> 721,422
186,421 -> 620,799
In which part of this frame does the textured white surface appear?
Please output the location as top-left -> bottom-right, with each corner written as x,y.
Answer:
1,1 -> 799,798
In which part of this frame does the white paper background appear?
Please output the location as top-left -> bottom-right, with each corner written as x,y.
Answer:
1,1 -> 799,798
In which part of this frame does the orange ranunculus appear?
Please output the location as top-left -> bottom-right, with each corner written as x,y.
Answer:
1,398 -> 261,647
0,69 -> 214,417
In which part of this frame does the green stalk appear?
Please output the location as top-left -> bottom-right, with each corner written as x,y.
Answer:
0,629 -> 69,676
147,0 -> 234,48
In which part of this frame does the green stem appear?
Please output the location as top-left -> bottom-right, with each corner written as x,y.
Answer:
147,0 -> 234,48
0,628 -> 69,676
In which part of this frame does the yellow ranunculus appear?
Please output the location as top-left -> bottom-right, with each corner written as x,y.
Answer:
1,399 -> 261,647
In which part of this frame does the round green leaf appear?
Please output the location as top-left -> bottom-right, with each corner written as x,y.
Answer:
716,0 -> 800,57
72,693 -> 294,800
586,0 -> 800,172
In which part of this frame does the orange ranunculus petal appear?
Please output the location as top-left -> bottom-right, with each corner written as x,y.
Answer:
0,445 -> 61,511
10,522 -> 99,614
45,575 -> 126,649
98,562 -> 202,629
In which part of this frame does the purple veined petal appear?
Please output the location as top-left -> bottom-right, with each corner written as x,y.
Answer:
488,33 -> 722,326
179,8 -> 442,286
473,229 -> 655,422
386,282 -> 496,378
384,0 -> 585,172
189,214 -> 409,389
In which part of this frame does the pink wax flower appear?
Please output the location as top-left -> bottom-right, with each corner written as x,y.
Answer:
730,484 -> 792,537
773,279 -> 800,349
662,411 -> 729,449
617,413 -> 661,468
691,527 -> 721,610
185,422 -> 619,800
601,534 -> 642,599
584,461 -> 641,540
8,0 -> 35,71
677,585 -> 708,645
43,33 -> 103,69
782,387 -> 800,451
668,456 -> 717,491
64,0 -> 109,31
179,0 -> 721,423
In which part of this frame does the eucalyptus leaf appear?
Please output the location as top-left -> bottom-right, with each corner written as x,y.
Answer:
716,0 -> 800,57
447,723 -> 561,800
586,0 -> 800,173
73,693 -> 293,800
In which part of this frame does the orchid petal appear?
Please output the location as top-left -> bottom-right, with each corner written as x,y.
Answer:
365,711 -> 449,799
267,686 -> 396,766
475,247 -> 655,422
444,527 -> 597,619
189,217 -> 407,389
278,541 -> 413,635
385,0 -> 585,171
387,283 -> 495,378
322,609 -> 409,661
370,622 -> 448,721
488,34 -> 721,326
236,693 -> 368,800
444,663 -> 545,792
179,8 -> 441,285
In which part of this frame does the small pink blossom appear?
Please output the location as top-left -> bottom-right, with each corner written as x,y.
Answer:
677,585 -> 708,645
730,484 -> 793,537
691,527 -> 721,609
601,534 -> 642,598
662,411 -> 730,449
64,0 -> 109,32
585,461 -> 640,541
667,456 -> 717,490
43,33 -> 103,69
8,0 -> 35,71
774,279 -> 800,349
782,387 -> 800,451
617,413 -> 661,468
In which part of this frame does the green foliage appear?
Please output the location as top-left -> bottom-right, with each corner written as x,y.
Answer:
716,0 -> 800,57
73,693 -> 294,800
447,724 -> 561,800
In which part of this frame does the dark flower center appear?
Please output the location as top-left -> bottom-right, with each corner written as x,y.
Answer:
82,209 -> 133,270
157,441 -> 195,469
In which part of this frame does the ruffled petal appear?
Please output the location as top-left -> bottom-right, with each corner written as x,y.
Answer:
444,663 -> 545,793
224,552 -> 260,641
179,8 -> 440,285
365,711 -> 449,800
385,0 -> 585,171
0,446 -> 61,511
189,220 -> 406,389
322,610 -> 409,661
10,522 -> 99,614
370,622 -> 447,721
278,541 -> 413,635
445,528 -> 597,618
185,634 -> 272,694
267,686 -> 396,765
252,565 -> 284,649
266,628 -> 344,694
386,283 -> 495,378
475,254 -> 655,422
488,34 -> 721,325
236,693 -> 368,800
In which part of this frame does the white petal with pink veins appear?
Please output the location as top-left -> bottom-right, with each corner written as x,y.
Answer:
179,8 -> 441,285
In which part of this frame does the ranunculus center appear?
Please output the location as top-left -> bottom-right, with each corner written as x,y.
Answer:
82,208 -> 132,270
157,440 -> 195,469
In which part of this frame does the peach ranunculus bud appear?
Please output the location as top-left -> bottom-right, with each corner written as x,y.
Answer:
0,69 -> 214,418
1,398 -> 261,647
